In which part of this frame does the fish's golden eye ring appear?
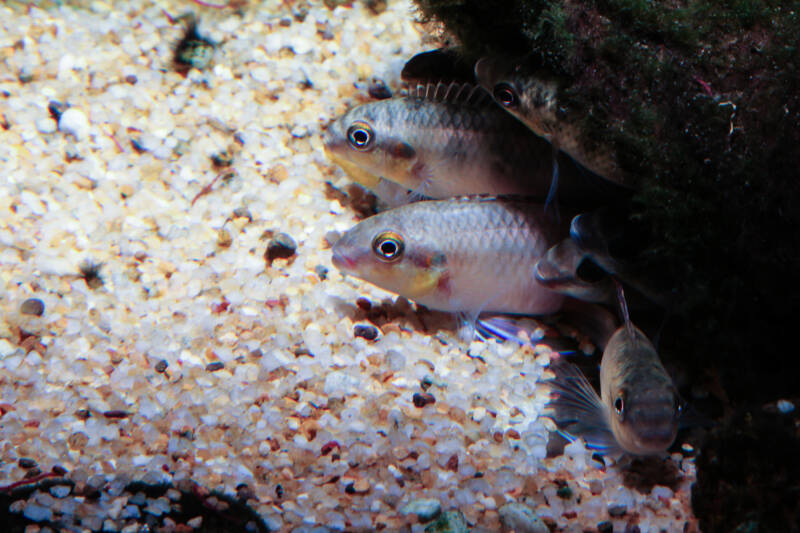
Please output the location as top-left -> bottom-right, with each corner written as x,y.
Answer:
493,82 -> 519,108
346,121 -> 375,151
372,231 -> 404,262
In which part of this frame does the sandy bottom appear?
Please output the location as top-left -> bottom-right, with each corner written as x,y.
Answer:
0,1 -> 697,531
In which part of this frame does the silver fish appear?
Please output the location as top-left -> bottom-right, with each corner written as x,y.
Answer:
324,83 -> 628,207
331,196 -> 566,315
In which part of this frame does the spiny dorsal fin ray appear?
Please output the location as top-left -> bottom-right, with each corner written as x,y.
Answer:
409,81 -> 493,107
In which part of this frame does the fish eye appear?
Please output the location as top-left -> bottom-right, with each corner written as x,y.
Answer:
346,121 -> 375,151
493,82 -> 518,108
372,231 -> 404,262
614,396 -> 624,415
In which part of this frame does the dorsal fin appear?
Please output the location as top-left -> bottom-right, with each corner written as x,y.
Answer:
408,81 -> 493,107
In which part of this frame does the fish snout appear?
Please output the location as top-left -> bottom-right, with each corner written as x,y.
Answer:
331,243 -> 357,272
626,400 -> 679,452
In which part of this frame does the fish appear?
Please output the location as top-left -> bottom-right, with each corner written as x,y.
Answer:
475,55 -> 634,189
479,287 -> 680,456
331,196 -> 566,316
534,238 -> 615,304
547,322 -> 681,456
569,208 -> 674,308
324,82 -> 630,207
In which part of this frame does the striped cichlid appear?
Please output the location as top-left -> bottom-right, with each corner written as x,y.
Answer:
475,56 -> 634,188
324,83 -> 629,207
331,196 -> 566,315
547,322 -> 680,456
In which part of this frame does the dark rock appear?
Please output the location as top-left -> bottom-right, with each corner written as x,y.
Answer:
265,233 -> 297,263
412,392 -> 436,408
20,298 -> 44,316
353,324 -> 379,341
18,457 -> 37,469
205,362 -> 225,372
155,359 -> 168,373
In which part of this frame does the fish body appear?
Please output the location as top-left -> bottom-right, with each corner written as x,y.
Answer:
475,56 -> 634,188
547,324 -> 680,456
324,84 -> 628,207
332,196 -> 566,315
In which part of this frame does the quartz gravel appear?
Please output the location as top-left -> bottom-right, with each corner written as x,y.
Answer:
0,0 -> 698,531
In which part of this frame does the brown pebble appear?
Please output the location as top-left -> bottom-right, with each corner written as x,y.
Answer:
355,297 -> 372,311
493,431 -> 504,443
265,232 -> 297,264
52,465 -> 68,476
20,298 -> 45,316
206,362 -> 225,372
103,410 -> 130,419
445,454 -> 459,472
506,429 -> 521,440
353,478 -> 370,493
124,74 -> 138,84
217,228 -> 233,248
68,432 -> 89,449
412,392 -> 435,408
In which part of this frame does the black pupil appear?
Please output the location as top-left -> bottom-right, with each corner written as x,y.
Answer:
614,397 -> 623,412
494,85 -> 516,106
380,240 -> 397,256
351,129 -> 369,146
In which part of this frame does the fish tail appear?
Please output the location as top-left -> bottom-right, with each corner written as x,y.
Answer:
544,360 -> 620,454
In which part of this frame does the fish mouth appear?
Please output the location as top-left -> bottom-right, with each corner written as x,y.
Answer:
331,247 -> 357,272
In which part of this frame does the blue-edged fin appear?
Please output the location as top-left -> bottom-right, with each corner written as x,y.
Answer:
544,360 -> 620,454
476,315 -> 546,345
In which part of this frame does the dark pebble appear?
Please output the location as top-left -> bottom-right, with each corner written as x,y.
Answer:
236,483 -> 255,501
18,457 -> 37,469
355,297 -> 372,311
48,100 -> 68,121
233,207 -> 252,221
75,409 -> 91,420
265,233 -> 297,263
24,467 -> 43,478
597,521 -> 614,533
125,74 -> 138,84
52,465 -> 68,476
413,392 -> 436,408
344,483 -> 356,494
103,410 -> 130,419
557,485 -> 573,499
155,359 -> 168,373
211,150 -> 233,168
608,504 -> 628,517
275,484 -> 284,499
368,78 -> 392,99
206,362 -> 225,372
20,298 -> 45,316
354,324 -> 379,341
314,264 -> 329,280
